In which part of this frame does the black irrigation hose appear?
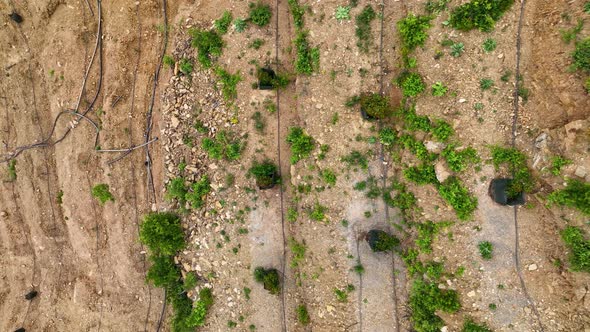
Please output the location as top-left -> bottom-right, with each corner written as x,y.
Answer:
510,1 -> 545,331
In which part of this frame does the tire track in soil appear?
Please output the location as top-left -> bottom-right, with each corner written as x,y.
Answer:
510,1 -> 544,331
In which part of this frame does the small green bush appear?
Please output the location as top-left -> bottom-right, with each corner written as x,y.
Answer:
561,19 -> 584,44
289,238 -> 307,267
479,78 -> 494,90
92,184 -> 114,205
431,82 -> 447,96
249,2 -> 272,27
432,119 -> 454,142
202,131 -> 244,161
548,179 -> 590,215
186,288 -> 214,327
416,220 -> 451,253
166,177 -> 188,205
249,160 -> 279,189
215,67 -> 242,100
335,6 -> 351,22
163,55 -> 175,68
360,93 -> 392,119
146,254 -> 180,287
214,10 -> 233,34
321,169 -> 337,186
341,150 -> 369,170
450,42 -> 464,57
383,182 -> 417,215
379,127 -> 398,146
397,72 -> 426,97
441,145 -> 480,172
296,305 -> 310,325
309,202 -> 327,222
450,0 -> 514,32
404,163 -> 438,185
185,175 -> 211,209
140,212 -> 185,256
286,127 -> 315,164
294,31 -> 320,74
233,18 -> 247,32
437,176 -> 478,220
287,0 -> 305,29
397,14 -> 432,54
560,226 -> 590,272
409,279 -> 460,332
572,38 -> 590,72
254,267 -> 281,294
478,241 -> 493,260
178,58 -> 193,75
190,28 -> 224,68
356,5 -> 377,52
462,318 -> 492,332
399,134 -> 437,162
482,38 -> 497,52
400,105 -> 432,132
425,0 -> 450,14
549,156 -> 572,176
585,1 -> 590,14
490,146 -> 534,197
7,159 -> 16,181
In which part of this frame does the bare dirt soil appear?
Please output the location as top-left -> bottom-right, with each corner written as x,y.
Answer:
1,0 -> 589,332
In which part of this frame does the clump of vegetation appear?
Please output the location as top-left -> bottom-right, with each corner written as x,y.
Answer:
360,93 -> 392,119
341,150 -> 369,170
561,19 -> 584,44
462,318 -> 493,332
572,37 -> 590,72
415,220 -> 452,253
256,67 -> 290,89
548,179 -> 590,215
450,42 -> 465,57
409,279 -> 460,332
178,58 -> 193,75
7,159 -> 16,181
404,163 -> 438,185
396,72 -> 426,97
286,127 -> 315,164
233,18 -> 247,32
400,105 -> 432,132
321,169 -> 337,186
186,175 -> 211,209
92,184 -> 114,205
383,182 -> 417,216
379,127 -> 398,146
432,119 -> 454,142
166,177 -> 189,205
309,202 -> 327,222
437,176 -> 478,220
355,5 -> 377,52
249,2 -> 272,27
334,284 -> 355,302
253,267 -> 281,294
215,67 -> 242,101
490,146 -> 534,197
214,10 -> 233,34
478,241 -> 494,260
296,305 -> 310,325
425,0 -> 449,14
366,229 -> 400,252
252,111 -> 266,133
431,82 -> 447,96
249,38 -> 265,50
549,156 -> 572,175
140,212 -> 185,256
450,0 -> 514,32
293,31 -> 320,74
189,28 -> 224,68
482,38 -> 497,52
560,226 -> 590,272
335,5 -> 351,22
441,145 -> 480,172
202,131 -> 244,161
249,160 -> 279,189
289,238 -> 307,267
287,0 -> 305,29
479,78 -> 494,90
397,14 -> 432,54
163,55 -> 175,68
185,288 -> 214,328
399,134 -> 437,162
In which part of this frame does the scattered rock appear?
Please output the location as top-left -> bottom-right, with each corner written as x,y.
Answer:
435,161 -> 451,183
467,290 -> 476,297
528,263 -> 538,271
575,287 -> 587,301
534,132 -> 549,149
424,141 -> 445,153
575,166 -> 587,178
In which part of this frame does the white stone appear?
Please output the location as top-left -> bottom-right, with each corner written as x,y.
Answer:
528,263 -> 538,271
575,166 -> 587,178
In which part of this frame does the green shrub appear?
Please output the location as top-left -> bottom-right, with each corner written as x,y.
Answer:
254,267 -> 281,294
163,55 -> 175,68
462,318 -> 492,332
249,160 -> 279,188
425,0 -> 450,14
360,93 -> 393,119
309,202 -> 327,222
490,146 -> 534,197
441,145 -> 480,172
431,82 -> 447,96
202,131 -> 244,161
409,279 -> 460,332
399,134 -> 437,162
482,38 -> 497,52
215,67 -> 242,100
397,72 -> 426,97
186,288 -> 214,327
178,58 -> 193,75
561,19 -> 584,44
183,272 -> 198,291
185,175 -> 211,209
367,230 -> 400,252
479,78 -> 494,90
140,212 -> 185,256
7,159 -> 16,181
214,10 -> 233,34
379,127 -> 398,146
288,0 -> 305,29
560,226 -> 590,272
286,127 -> 315,164
355,5 -> 377,52
249,2 -> 272,27
92,184 -> 114,205
321,169 -> 337,186
294,31 -> 320,74
250,38 -> 265,49
146,254 -> 180,287
549,156 -> 572,176
383,182 -> 417,215
335,5 -> 351,22
341,150 -> 369,170
166,177 -> 188,205
415,220 -> 449,253
585,1 -> 590,14
548,179 -> 590,215
400,105 -> 432,132
189,28 -> 224,68
233,18 -> 247,32
450,42 -> 464,57
404,163 -> 438,185
478,241 -> 493,260
437,176 -> 478,220
296,305 -> 310,325
450,0 -> 514,32
397,14 -> 432,54
572,38 -> 590,72
289,238 -> 307,267
432,119 -> 454,142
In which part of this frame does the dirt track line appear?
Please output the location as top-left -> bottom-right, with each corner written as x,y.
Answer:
510,1 -> 545,331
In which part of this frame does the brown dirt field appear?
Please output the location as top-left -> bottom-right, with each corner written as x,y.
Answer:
1,0 -> 589,332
